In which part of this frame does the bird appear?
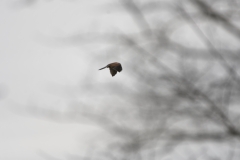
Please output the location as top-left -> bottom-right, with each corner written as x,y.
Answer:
99,62 -> 122,77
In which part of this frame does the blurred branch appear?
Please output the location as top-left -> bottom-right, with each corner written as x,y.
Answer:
192,0 -> 240,41
168,132 -> 231,141
178,3 -> 240,88
121,0 -> 152,37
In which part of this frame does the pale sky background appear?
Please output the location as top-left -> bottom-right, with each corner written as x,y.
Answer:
1,0 -> 239,159
0,0 -> 131,159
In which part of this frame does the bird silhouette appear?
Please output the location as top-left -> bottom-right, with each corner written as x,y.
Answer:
99,62 -> 122,77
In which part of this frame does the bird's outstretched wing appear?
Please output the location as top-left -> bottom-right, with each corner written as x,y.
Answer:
110,68 -> 117,76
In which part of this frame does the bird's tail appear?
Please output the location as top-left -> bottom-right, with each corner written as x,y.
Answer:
99,66 -> 107,70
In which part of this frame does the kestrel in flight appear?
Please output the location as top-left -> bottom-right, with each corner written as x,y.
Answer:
99,62 -> 122,77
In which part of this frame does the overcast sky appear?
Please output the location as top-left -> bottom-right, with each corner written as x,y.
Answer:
3,0 -> 240,159
0,0 -> 127,159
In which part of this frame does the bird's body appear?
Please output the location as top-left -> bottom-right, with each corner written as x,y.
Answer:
99,62 -> 122,77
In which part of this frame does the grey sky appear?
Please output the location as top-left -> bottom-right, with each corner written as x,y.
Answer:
0,1 -> 120,159
1,0 -> 240,159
